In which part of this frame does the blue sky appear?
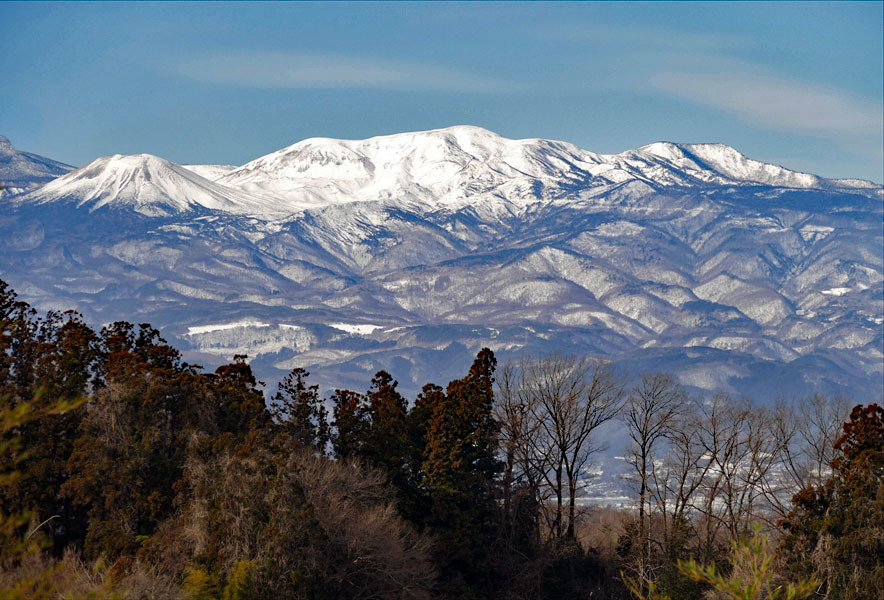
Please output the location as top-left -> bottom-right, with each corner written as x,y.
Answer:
1,2 -> 882,181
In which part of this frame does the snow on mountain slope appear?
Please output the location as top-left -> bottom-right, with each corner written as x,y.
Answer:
637,142 -> 877,190
0,136 -> 73,197
215,126 -> 877,214
181,163 -> 238,181
216,126 -> 631,211
8,127 -> 877,219
216,126 -> 583,211
0,126 -> 880,404
15,154 -> 287,217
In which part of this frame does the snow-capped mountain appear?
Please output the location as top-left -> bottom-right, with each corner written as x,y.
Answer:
0,126 -> 881,403
213,126 -> 879,215
14,153 -> 289,217
0,136 -> 73,197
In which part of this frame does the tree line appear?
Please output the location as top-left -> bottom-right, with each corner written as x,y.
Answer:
0,278 -> 881,599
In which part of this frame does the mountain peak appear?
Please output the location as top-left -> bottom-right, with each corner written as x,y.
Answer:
0,136 -> 13,153
9,128 -> 879,217
636,141 -> 690,160
216,125 -> 586,211
631,140 -> 878,190
90,153 -> 179,173
216,127 -> 880,214
15,152 -> 285,217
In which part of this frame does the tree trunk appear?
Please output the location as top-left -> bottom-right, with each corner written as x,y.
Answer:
503,445 -> 514,534
639,448 -> 648,585
567,471 -> 577,539
555,464 -> 563,539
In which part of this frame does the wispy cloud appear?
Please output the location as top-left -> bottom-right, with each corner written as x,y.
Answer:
533,24 -> 747,53
650,63 -> 883,138
176,52 -> 517,93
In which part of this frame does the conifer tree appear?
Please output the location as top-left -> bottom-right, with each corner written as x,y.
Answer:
403,383 -> 444,526
271,367 -> 329,452
424,348 -> 499,496
60,323 -> 251,559
364,371 -> 410,488
0,284 -> 99,551
779,403 -> 884,599
422,348 -> 500,599
331,388 -> 370,459
0,280 -> 39,401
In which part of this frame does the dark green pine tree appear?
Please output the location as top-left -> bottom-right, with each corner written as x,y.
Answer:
422,348 -> 501,600
363,371 -> 410,488
271,367 -> 330,453
330,388 -> 370,460
403,382 -> 444,527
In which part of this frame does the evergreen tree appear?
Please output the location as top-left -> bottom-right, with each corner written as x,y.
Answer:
422,348 -> 500,599
271,367 -> 329,453
0,279 -> 40,401
364,371 -> 410,492
0,284 -> 98,552
332,373 -> 417,520
403,383 -> 444,526
208,355 -> 270,435
330,388 -> 369,459
424,349 -> 499,496
61,322 -> 201,558
779,403 -> 884,599
60,325 -> 271,559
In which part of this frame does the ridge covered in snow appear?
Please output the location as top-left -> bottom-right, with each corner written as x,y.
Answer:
6,127 -> 877,219
633,142 -> 874,190
0,136 -> 73,197
0,126 -> 880,404
214,126 -> 879,213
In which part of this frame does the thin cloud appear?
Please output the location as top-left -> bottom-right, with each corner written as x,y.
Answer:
533,24 -> 747,53
650,68 -> 883,138
176,52 -> 518,93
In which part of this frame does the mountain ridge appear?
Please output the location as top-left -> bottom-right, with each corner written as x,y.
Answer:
6,127 -> 879,220
0,127 -> 880,403
0,136 -> 74,197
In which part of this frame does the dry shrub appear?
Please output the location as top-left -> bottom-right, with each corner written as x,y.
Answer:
577,505 -> 629,557
176,432 -> 436,600
0,547 -> 183,599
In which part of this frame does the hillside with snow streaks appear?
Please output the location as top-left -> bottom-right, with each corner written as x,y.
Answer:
0,136 -> 73,197
0,127 -> 881,400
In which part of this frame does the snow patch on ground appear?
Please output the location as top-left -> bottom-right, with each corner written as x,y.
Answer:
821,287 -> 850,296
187,321 -> 271,335
328,322 -> 385,335
185,322 -> 315,357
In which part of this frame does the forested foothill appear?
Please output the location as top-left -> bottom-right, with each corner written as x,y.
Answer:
1,278 -> 881,600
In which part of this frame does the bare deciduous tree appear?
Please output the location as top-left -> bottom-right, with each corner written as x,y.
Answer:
764,394 -> 851,521
647,398 -> 713,560
798,393 -> 851,487
495,355 -> 623,541
180,433 -> 436,599
495,361 -> 542,545
624,372 -> 686,585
